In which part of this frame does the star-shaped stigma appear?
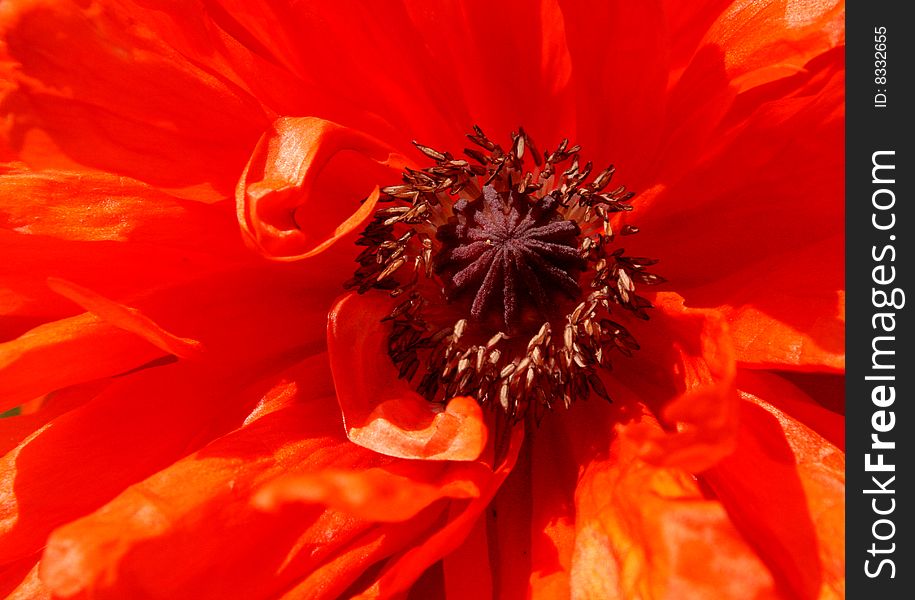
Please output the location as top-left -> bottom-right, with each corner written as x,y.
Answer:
435,185 -> 584,330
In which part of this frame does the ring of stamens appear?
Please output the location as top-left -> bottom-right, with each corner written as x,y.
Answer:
346,127 -> 664,422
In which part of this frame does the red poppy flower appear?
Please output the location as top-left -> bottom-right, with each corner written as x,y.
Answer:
0,1 -> 844,598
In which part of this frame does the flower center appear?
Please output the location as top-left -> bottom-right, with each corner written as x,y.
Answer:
435,185 -> 583,332
346,127 -> 664,421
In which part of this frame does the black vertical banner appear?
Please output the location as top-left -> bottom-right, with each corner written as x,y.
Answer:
847,2 -> 913,598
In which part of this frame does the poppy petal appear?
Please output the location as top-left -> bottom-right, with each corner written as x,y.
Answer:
39,390 -> 481,600
278,512 -> 445,600
648,45 -> 736,186
442,518 -> 493,599
479,436 -> 534,597
351,426 -> 523,599
328,292 -> 488,461
779,370 -> 845,416
2,273 -> 232,412
0,165 -> 250,329
440,406 -> 579,599
38,399 -> 349,599
2,255 -> 338,427
702,396 -> 845,600
236,117 -> 408,260
210,1 -> 463,145
0,313 -> 165,412
557,0 -> 669,186
403,0 -> 575,146
65,258 -> 343,369
208,0 -> 576,150
0,165 -> 244,248
527,421 -> 577,600
570,407 -> 777,599
723,237 -> 844,372
0,380 -> 110,457
629,63 -> 842,288
0,0 -> 267,200
704,0 -> 844,91
626,61 -> 843,371
3,560 -> 48,600
0,352 -> 333,565
254,463 -> 486,523
0,234 -> 245,332
737,370 -> 843,450
0,553 -> 41,599
662,0 -> 734,70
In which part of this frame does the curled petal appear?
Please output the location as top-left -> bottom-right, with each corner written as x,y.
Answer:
328,292 -> 487,461
236,117 -> 408,260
